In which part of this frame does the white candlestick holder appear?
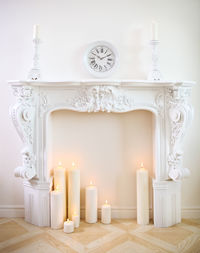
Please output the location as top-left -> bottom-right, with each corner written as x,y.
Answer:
28,38 -> 41,80
148,40 -> 163,81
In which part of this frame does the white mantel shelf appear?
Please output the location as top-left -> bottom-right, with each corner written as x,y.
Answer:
9,79 -> 195,228
9,79 -> 195,87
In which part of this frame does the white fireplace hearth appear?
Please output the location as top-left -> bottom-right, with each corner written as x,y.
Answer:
9,79 -> 194,227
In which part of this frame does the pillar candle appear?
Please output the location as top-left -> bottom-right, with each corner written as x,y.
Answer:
33,24 -> 39,40
151,21 -> 158,40
72,213 -> 80,228
54,162 -> 67,221
68,162 -> 80,221
85,181 -> 97,223
51,188 -> 64,229
101,200 -> 111,224
137,163 -> 149,225
63,219 -> 74,233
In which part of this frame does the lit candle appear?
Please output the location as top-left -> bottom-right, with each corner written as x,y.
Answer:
54,162 -> 67,221
136,162 -> 149,225
72,212 -> 80,228
85,181 -> 97,223
68,162 -> 80,221
51,185 -> 64,229
33,24 -> 39,40
151,21 -> 158,40
101,200 -> 111,224
63,219 -> 74,233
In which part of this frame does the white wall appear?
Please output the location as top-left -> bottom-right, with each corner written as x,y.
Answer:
0,0 -> 200,217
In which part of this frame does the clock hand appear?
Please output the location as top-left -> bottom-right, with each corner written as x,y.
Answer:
100,54 -> 112,60
92,53 -> 101,59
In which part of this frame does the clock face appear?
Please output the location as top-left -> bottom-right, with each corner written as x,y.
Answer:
84,41 -> 118,77
88,46 -> 115,73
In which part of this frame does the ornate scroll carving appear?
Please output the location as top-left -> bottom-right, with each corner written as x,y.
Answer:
10,86 -> 36,179
167,87 -> 193,180
69,86 -> 134,112
14,147 -> 36,180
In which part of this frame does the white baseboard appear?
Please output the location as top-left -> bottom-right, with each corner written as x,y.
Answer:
0,205 -> 24,218
80,207 -> 152,219
181,207 -> 200,219
0,205 -> 199,219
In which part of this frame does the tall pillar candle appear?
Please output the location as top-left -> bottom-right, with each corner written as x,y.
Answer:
68,162 -> 80,221
85,181 -> 97,223
137,163 -> 149,225
101,200 -> 111,224
51,188 -> 64,229
54,162 -> 67,220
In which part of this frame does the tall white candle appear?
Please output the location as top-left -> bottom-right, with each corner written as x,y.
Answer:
101,200 -> 111,224
68,162 -> 80,221
151,21 -> 158,40
85,181 -> 97,223
54,162 -> 67,221
33,24 -> 39,40
137,163 -> 149,225
51,187 -> 64,229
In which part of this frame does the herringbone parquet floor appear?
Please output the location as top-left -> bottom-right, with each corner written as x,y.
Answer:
0,218 -> 200,253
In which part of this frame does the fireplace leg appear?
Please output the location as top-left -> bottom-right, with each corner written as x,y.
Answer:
23,180 -> 50,226
153,180 -> 181,227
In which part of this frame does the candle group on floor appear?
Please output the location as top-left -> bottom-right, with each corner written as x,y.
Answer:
51,161 -> 149,233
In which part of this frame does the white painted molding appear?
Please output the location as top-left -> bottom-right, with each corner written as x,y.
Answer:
181,207 -> 200,219
1,205 -> 199,219
0,205 -> 24,218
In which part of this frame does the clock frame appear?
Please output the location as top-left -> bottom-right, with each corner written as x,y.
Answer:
84,41 -> 119,78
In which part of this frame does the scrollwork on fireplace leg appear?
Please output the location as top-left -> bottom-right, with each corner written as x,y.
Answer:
167,87 -> 193,181
10,86 -> 36,180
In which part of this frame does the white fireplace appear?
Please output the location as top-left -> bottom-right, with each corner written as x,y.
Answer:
9,79 -> 194,227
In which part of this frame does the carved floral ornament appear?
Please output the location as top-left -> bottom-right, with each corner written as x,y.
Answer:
10,82 -> 194,181
166,87 -> 193,181
69,86 -> 135,113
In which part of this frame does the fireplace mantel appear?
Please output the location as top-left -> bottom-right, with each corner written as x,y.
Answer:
9,79 -> 194,227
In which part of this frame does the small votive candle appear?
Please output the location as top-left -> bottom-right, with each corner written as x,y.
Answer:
72,213 -> 80,228
101,200 -> 111,224
63,219 -> 74,233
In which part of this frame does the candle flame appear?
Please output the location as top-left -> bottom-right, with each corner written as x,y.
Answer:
58,161 -> 62,166
90,180 -> 93,185
105,200 -> 108,204
67,218 -> 69,222
140,162 -> 145,170
55,185 -> 59,191
72,162 -> 75,168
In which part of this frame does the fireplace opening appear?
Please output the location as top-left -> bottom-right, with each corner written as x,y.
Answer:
47,109 -> 154,218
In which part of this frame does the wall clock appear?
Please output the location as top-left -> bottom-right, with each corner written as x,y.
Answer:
84,41 -> 119,78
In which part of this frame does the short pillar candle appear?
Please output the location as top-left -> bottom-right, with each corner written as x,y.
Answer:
101,200 -> 111,224
136,163 -> 149,225
51,186 -> 64,229
85,181 -> 97,223
64,219 -> 74,233
72,212 -> 80,228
